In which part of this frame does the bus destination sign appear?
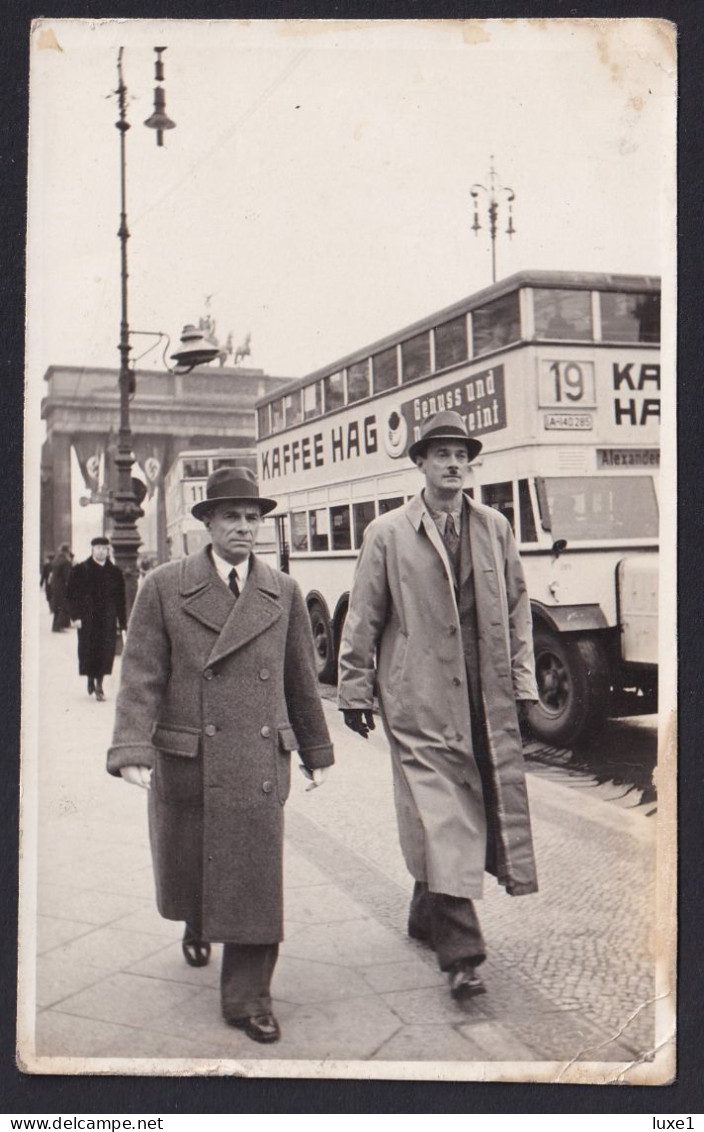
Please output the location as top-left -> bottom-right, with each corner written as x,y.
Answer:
385,364 -> 507,460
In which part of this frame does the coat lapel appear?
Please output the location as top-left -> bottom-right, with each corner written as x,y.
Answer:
181,548 -> 234,633
206,556 -> 283,667
406,493 -> 458,601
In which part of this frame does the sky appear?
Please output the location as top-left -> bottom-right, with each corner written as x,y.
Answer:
26,18 -> 675,386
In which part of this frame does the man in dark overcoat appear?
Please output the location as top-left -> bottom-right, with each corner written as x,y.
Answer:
107,468 -> 334,1044
338,410 -> 539,1006
49,543 -> 73,632
67,536 -> 127,701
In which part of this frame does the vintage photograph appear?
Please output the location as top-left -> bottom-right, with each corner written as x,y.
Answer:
20,18 -> 676,1082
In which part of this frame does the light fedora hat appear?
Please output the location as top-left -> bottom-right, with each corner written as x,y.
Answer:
191,466 -> 278,520
408,410 -> 483,464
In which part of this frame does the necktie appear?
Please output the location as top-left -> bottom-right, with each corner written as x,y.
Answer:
443,512 -> 460,558
228,568 -> 240,598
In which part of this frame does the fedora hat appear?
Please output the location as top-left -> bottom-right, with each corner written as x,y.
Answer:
191,466 -> 277,520
408,410 -> 483,464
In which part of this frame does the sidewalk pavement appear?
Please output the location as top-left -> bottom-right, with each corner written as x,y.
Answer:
23,606 -> 660,1077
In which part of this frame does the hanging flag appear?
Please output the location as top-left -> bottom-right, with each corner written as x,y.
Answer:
133,435 -> 168,498
73,434 -> 106,492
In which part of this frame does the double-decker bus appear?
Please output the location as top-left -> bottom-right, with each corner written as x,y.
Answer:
164,447 -> 276,561
255,270 -> 661,746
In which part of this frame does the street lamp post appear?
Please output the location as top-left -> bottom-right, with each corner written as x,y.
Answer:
470,156 -> 516,283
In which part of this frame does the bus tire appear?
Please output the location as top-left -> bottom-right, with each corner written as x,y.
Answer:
308,599 -> 336,684
528,630 -> 610,748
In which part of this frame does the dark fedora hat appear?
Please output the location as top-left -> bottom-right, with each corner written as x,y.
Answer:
191,466 -> 277,520
408,410 -> 483,464
91,536 -> 110,546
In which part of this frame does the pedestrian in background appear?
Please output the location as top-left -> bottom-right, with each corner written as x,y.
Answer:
67,536 -> 126,701
338,410 -> 539,1005
40,553 -> 54,608
107,468 -> 333,1044
49,543 -> 73,632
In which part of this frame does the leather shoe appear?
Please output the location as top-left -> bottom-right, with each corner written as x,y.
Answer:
182,924 -> 211,967
226,1012 -> 281,1044
87,678 -> 95,696
448,962 -> 486,1002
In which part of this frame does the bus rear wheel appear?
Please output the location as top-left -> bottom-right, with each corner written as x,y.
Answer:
528,629 -> 610,748
308,600 -> 336,684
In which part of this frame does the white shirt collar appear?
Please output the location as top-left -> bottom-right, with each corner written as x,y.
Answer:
210,548 -> 251,587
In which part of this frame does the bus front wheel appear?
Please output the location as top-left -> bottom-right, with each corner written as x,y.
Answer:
308,600 -> 336,684
527,630 -> 610,748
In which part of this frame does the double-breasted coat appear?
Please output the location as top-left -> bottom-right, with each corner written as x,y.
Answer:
338,492 -> 539,900
67,557 -> 127,677
107,548 -> 334,944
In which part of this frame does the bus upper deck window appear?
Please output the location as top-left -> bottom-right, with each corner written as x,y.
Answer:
182,458 -> 209,479
435,316 -> 468,370
271,399 -> 284,433
472,291 -> 521,357
373,347 -> 398,394
257,405 -> 271,440
533,288 -> 592,340
303,381 -> 322,420
518,479 -> 538,542
401,332 -> 431,384
330,505 -> 352,551
323,371 -> 345,413
347,360 -> 371,404
285,390 -> 302,427
378,496 -> 403,514
600,292 -> 660,343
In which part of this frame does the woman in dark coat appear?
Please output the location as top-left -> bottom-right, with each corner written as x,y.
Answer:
67,536 -> 126,700
49,543 -> 73,631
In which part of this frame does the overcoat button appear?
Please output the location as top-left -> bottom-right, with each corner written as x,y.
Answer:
259,668 -> 270,681
452,677 -> 461,687
262,780 -> 273,793
205,724 -> 217,737
448,626 -> 458,635
203,668 -> 213,680
260,725 -> 271,738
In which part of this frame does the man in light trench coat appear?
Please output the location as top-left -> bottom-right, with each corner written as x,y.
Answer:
338,410 -> 539,1004
108,468 -> 334,1043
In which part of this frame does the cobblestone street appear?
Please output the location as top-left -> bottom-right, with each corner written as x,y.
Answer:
20,607 -> 664,1080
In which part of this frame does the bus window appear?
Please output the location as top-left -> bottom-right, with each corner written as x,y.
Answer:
271,398 -> 284,433
372,347 -> 398,393
347,360 -> 370,404
435,315 -> 468,370
182,458 -> 209,479
544,476 -> 659,540
285,390 -> 302,427
310,508 -> 330,551
600,292 -> 660,343
330,505 -> 352,550
472,291 -> 521,357
518,479 -> 538,542
323,371 -> 345,413
291,511 -> 309,552
379,496 -> 403,514
303,381 -> 322,420
533,288 -> 592,340
482,482 -> 515,533
401,332 -> 431,384
257,404 -> 271,439
353,500 -> 376,547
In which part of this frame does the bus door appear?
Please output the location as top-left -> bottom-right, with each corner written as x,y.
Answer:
275,515 -> 290,573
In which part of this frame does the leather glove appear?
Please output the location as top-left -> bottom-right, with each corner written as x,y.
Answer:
342,709 -> 376,739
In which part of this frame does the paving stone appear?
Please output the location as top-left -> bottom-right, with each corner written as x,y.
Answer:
36,954 -> 108,1009
273,955 -> 375,1005
359,959 -> 445,994
372,1023 -> 489,1062
36,915 -> 97,955
282,918 -> 408,968
109,905 -> 183,940
284,884 -> 371,925
456,1019 -> 542,1061
127,941 -> 222,988
257,996 -> 403,1061
283,851 -> 330,889
43,925 -> 173,972
381,985 -> 479,1026
91,1023 -> 246,1061
52,972 -> 201,1029
37,883 -> 149,925
33,1011 -> 136,1059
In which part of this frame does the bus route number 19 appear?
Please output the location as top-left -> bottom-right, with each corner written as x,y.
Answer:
539,360 -> 595,408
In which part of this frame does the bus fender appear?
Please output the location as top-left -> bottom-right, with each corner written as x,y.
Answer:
530,601 -> 609,635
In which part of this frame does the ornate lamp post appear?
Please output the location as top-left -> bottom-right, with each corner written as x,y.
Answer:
470,157 -> 516,284
109,47 -> 216,616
